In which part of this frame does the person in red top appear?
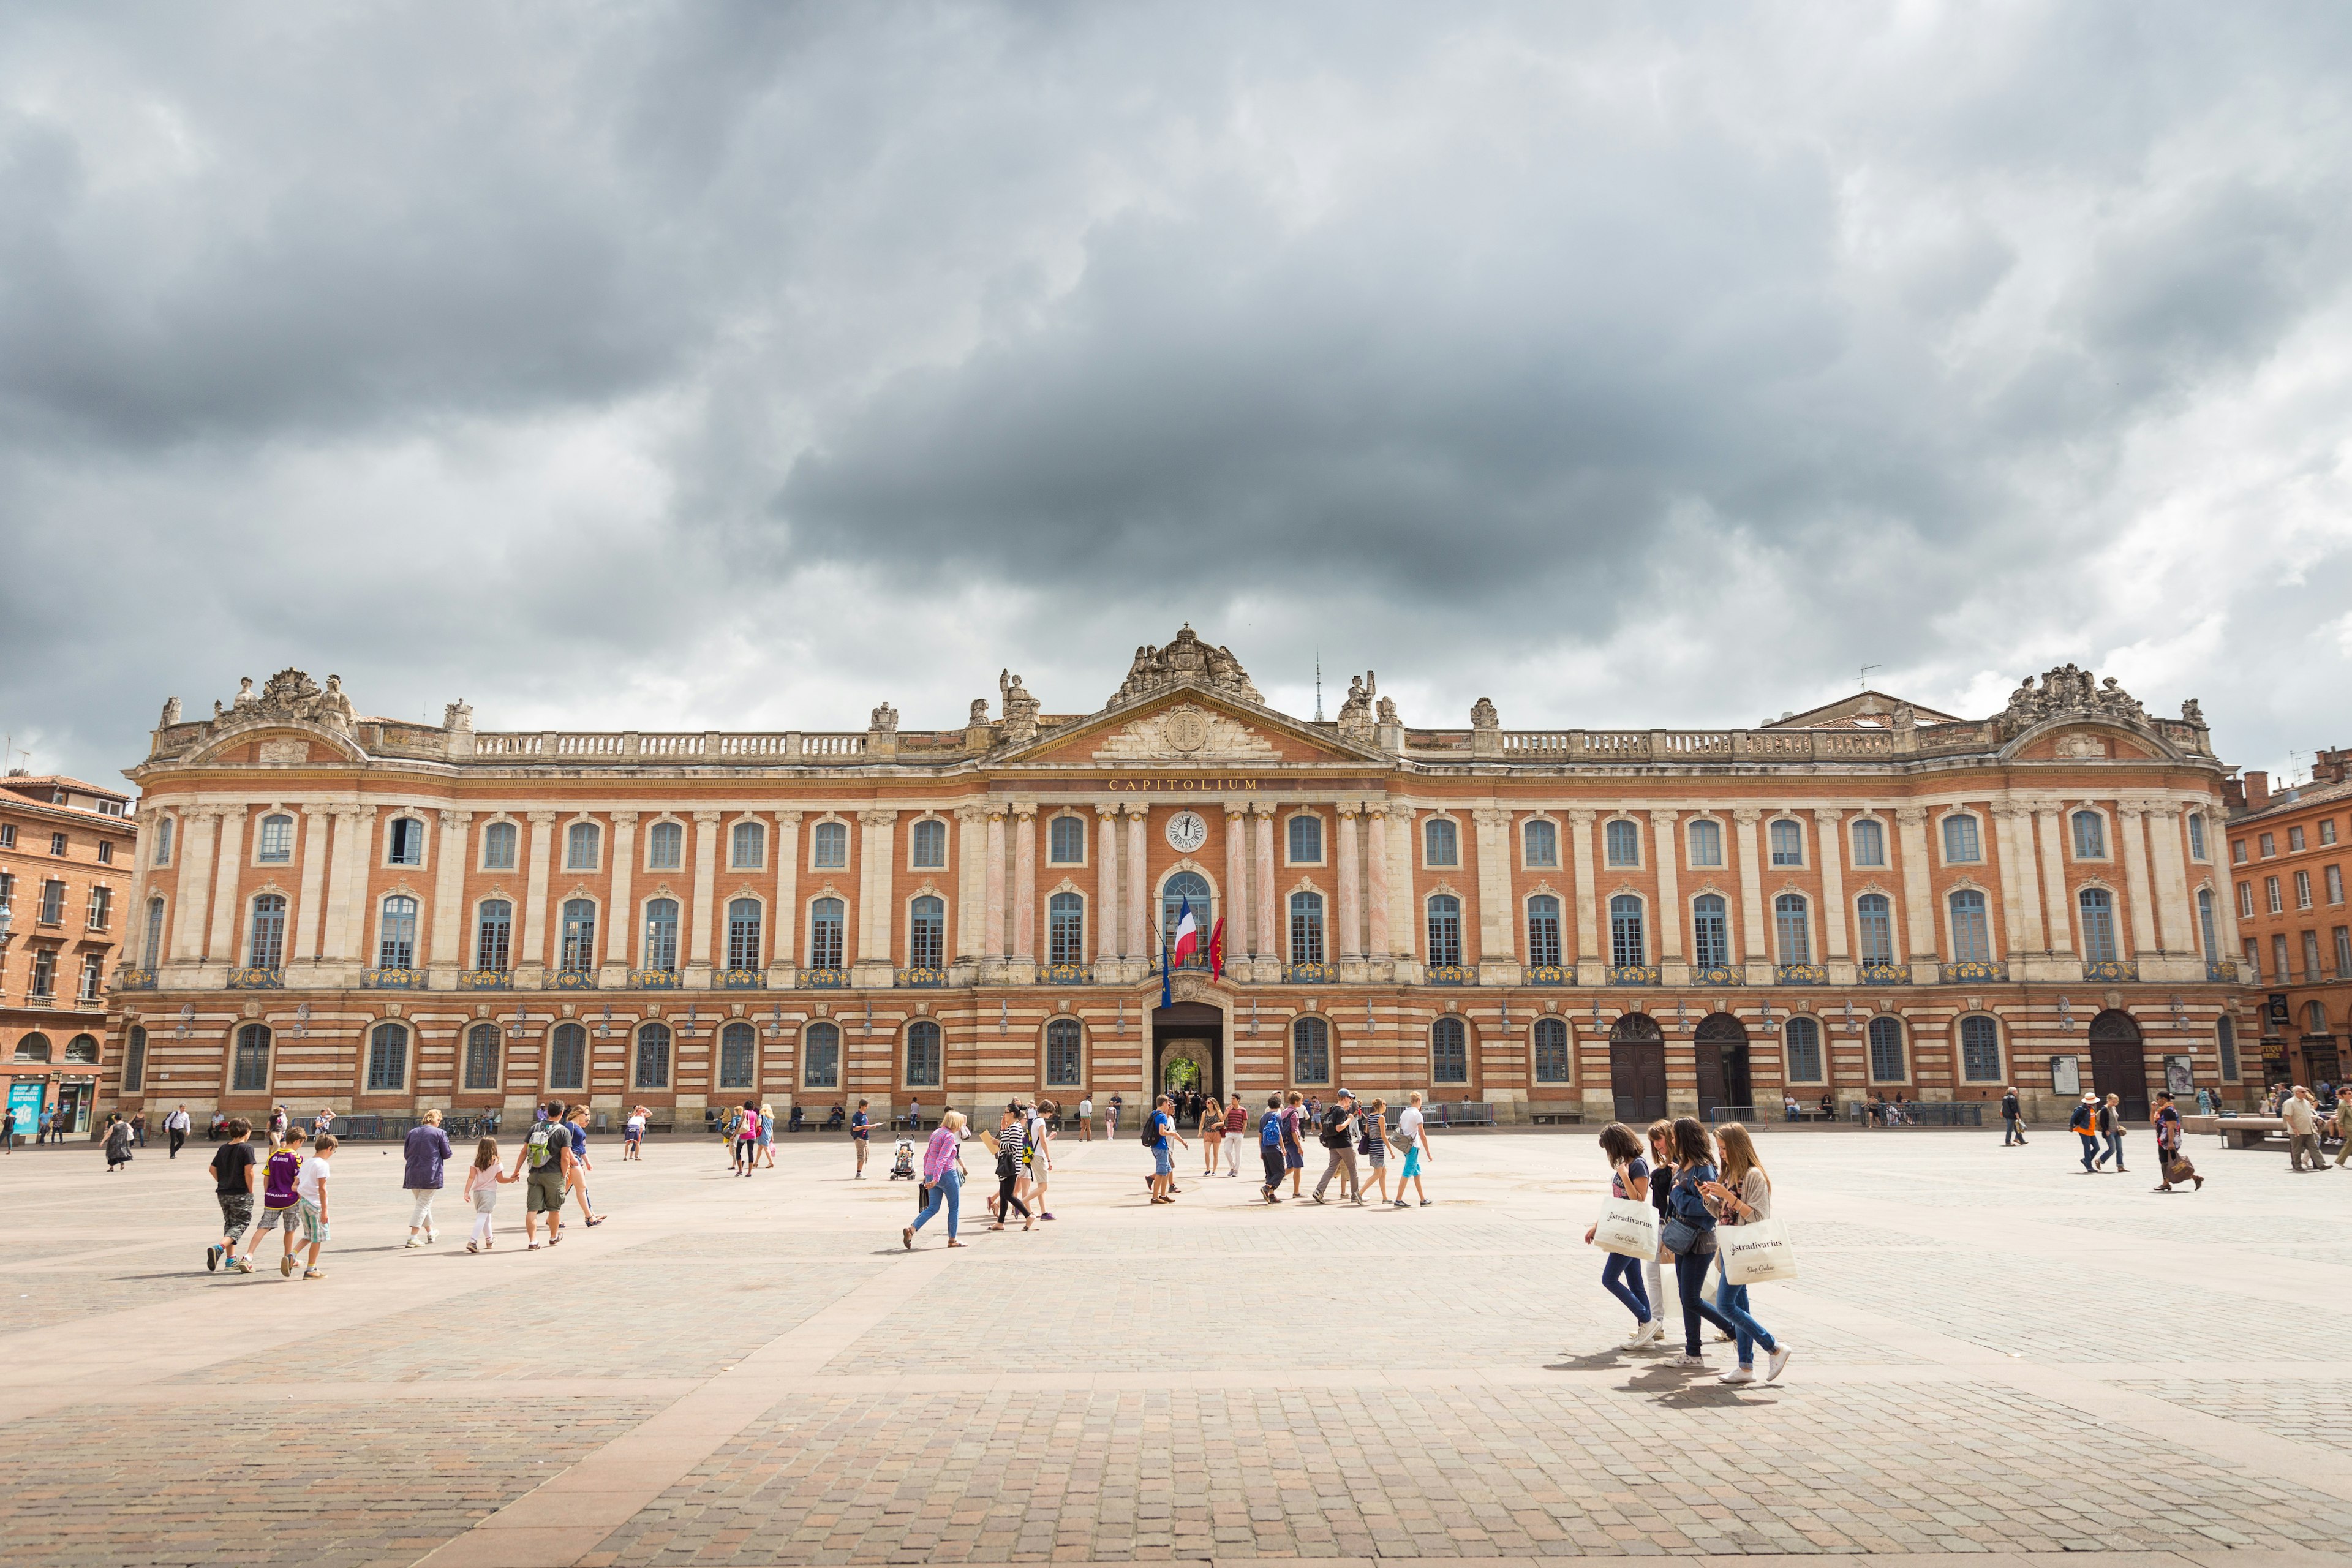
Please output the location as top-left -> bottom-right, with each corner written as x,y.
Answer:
1223,1097 -> 1247,1177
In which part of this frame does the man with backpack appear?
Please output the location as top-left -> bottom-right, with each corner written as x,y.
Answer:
1313,1090 -> 1362,1205
511,1099 -> 578,1249
1144,1093 -> 1186,1204
2000,1086 -> 2026,1146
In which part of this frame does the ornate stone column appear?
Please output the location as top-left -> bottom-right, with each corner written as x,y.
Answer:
428,809 -> 473,975
2118,802 -> 2159,957
1125,804 -> 1148,960
1649,810 -> 1683,961
2034,805 -> 2074,956
1566,808 -> 1598,977
1224,801 -> 1250,965
1894,805 -> 1937,970
984,809 -> 1008,960
1363,803 -> 1390,961
1812,809 -> 1848,963
951,805 -> 984,965
772,810 -> 803,973
296,808 -> 333,963
1992,804 -> 2041,956
1253,804 -> 1276,969
2144,802 -> 2193,956
1011,805 -> 1037,963
1096,804 -> 1122,964
689,809 -> 725,976
603,811 -> 639,972
1732,807 -> 1766,970
169,807 -> 217,963
1336,802 -> 1363,962
205,805 -> 249,966
518,809 -> 556,976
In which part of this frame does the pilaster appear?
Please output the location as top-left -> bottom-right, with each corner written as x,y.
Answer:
1010,805 -> 1037,964
427,809 -> 472,977
772,810 -> 804,981
688,809 -> 725,981
601,810 -> 639,982
1096,804 -> 1122,963
1567,809 -> 1600,984
517,810 -> 556,984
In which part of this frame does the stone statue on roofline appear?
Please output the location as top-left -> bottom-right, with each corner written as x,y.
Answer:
159,696 -> 182,727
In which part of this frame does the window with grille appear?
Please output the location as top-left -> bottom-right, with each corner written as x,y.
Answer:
1948,890 -> 1990,962
256,813 -> 295,863
1942,815 -> 1981,863
388,817 -> 425,866
1289,892 -> 1325,966
1424,818 -> 1458,866
549,1023 -> 587,1090
719,1021 -> 756,1088
151,818 -> 170,864
1868,1016 -> 1906,1082
1610,895 -> 1645,968
560,900 -> 597,973
377,895 -> 418,969
1289,814 -> 1322,864
565,822 -> 601,869
641,899 -> 680,971
1534,1017 -> 1570,1083
1292,1016 -> 1330,1083
905,1019 -> 942,1087
808,899 -> 845,970
1784,1016 -> 1823,1082
804,1021 -> 840,1088
367,1023 -> 409,1091
1526,895 -> 1561,968
2071,811 -> 2106,859
1959,1016 -> 2002,1082
727,899 -> 763,970
1160,873 -> 1212,962
463,1023 -> 500,1090
1773,894 -> 1811,965
232,1023 -> 271,1091
635,1023 -> 670,1088
1687,818 -> 1722,867
481,821 -> 517,870
2187,813 -> 2207,860
2217,1016 -> 2239,1081
1692,895 -> 1729,968
1049,815 -> 1087,864
1047,1018 -> 1082,1085
122,1025 -> 146,1092
1523,819 -> 1558,868
1431,1016 -> 1468,1084
2079,889 -> 2118,963
2198,889 -> 2218,958
910,895 -> 948,968
1425,895 -> 1461,967
811,821 -> 848,869
1048,894 -> 1084,966
1770,819 -> 1803,865
646,821 -> 684,870
247,894 -> 287,969
1850,818 -> 1887,866
908,819 -> 946,869
467,900 -> 510,971
732,821 -> 766,869
12,1031 -> 47,1061
1605,820 -> 1640,867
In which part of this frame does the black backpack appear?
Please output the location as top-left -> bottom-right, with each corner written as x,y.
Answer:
1140,1112 -> 1160,1147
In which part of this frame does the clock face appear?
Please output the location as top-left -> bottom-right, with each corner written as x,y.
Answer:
1165,810 -> 1209,854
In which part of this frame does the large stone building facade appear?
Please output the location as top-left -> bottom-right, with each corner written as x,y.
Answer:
2,773 -> 137,1136
105,635 -> 2251,1126
2225,748 -> 2352,1089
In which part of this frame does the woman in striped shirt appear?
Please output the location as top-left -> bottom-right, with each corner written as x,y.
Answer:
988,1103 -> 1035,1232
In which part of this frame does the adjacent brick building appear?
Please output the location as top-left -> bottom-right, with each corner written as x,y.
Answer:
105,636 -> 2251,1129
1,773 -> 136,1135
2225,747 -> 2352,1088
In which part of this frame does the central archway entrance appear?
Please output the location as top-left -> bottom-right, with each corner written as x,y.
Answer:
1610,1013 -> 1667,1123
2089,1009 -> 2150,1121
1694,1012 -> 1752,1120
1152,1000 -> 1224,1110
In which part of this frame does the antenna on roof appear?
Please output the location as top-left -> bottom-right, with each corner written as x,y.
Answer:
1314,649 -> 1324,723
1858,664 -> 1881,690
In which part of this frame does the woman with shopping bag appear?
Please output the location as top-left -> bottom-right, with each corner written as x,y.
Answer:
1583,1123 -> 1657,1347
1659,1118 -> 1755,1373
1699,1123 -> 1795,1385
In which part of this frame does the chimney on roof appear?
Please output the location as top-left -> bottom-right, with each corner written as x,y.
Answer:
2246,771 -> 2271,810
2313,747 -> 2352,786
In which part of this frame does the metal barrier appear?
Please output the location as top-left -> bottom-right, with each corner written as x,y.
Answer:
1849,1101 -> 1985,1128
1706,1106 -> 1765,1125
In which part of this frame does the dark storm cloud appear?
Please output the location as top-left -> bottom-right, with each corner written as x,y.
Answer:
1,2 -> 2349,785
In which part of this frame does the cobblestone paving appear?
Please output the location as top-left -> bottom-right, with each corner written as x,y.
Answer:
2116,1379 -> 2352,1450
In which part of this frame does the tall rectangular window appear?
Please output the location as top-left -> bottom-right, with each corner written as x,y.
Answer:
2291,826 -> 2307,851
28,950 -> 55,998
2329,865 -> 2345,904
475,901 -> 513,971
387,817 -> 424,865
646,821 -> 684,870
1688,818 -> 1724,867
908,820 -> 945,869
1769,819 -> 1804,866
810,821 -> 848,869
809,900 -> 845,970
377,896 -> 418,970
80,951 -> 107,996
1522,819 -> 1558,868
565,822 -> 601,870
1692,895 -> 1729,969
2188,813 -> 2207,860
39,880 -> 64,924
1046,895 -> 1082,967
1424,818 -> 1458,867
1604,820 -> 1640,867
2267,876 -> 2283,913
1856,894 -> 1893,965
1289,893 -> 1325,967
481,821 -> 518,870
1941,815 -> 1981,863
731,821 -> 766,869
2296,870 -> 2313,908
2304,930 -> 2324,983
1425,896 -> 1462,968
1526,896 -> 1562,968
1287,815 -> 1323,864
151,818 -> 169,864
1784,1017 -> 1822,1082
1773,895 -> 1811,965
727,899 -> 764,970
1049,815 -> 1087,864
1959,1016 -> 2002,1082
2273,933 -> 2290,985
719,1022 -> 756,1090
1948,891 -> 1990,963
1046,1019 -> 1082,1087
86,886 -> 110,931
549,1023 -> 587,1091
2324,820 -> 2340,845
1609,896 -> 1645,968
2261,833 -> 2276,858
560,900 -> 597,973
2335,927 -> 2351,978
642,899 -> 680,971
1534,1017 -> 1570,1084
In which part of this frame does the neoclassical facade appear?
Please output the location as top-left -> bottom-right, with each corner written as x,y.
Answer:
105,635 -> 2252,1125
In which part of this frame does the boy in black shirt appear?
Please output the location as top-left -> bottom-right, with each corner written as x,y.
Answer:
207,1118 -> 260,1274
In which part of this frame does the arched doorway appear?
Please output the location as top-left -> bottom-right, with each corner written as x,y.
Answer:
1152,999 -> 1223,1107
1694,1013 -> 1751,1120
2088,1009 -> 2150,1121
1610,1014 -> 1667,1123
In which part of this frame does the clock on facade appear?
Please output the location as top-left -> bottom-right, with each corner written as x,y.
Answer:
1164,810 -> 1208,853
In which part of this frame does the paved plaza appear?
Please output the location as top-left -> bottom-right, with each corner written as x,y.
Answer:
3,1121 -> 2351,1567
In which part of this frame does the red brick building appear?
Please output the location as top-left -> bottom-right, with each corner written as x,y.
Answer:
105,639 -> 2250,1128
2225,747 -> 2352,1089
1,773 -> 136,1136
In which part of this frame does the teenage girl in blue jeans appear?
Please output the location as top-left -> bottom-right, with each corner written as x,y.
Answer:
1661,1117 -> 1747,1369
1586,1123 -> 1652,1344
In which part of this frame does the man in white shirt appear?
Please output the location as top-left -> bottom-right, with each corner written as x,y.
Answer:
1077,1095 -> 1093,1141
2283,1085 -> 2324,1172
1392,1091 -> 1431,1208
165,1104 -> 192,1159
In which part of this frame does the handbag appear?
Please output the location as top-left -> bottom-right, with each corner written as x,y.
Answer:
1591,1196 -> 1659,1259
1721,1215 -> 1798,1285
1659,1215 -> 1705,1256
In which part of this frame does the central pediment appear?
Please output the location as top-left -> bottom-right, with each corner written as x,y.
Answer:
1091,701 -> 1276,762
1001,684 -> 1388,767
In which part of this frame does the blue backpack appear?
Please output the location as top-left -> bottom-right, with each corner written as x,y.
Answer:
1260,1111 -> 1283,1148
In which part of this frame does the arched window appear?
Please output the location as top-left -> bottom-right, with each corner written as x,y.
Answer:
2196,888 -> 2218,956
1289,892 -> 1325,966
246,894 -> 287,970
2078,888 -> 2118,962
804,1020 -> 841,1088
718,820 -> 759,870
910,895 -> 948,968
1687,819 -> 1723,867
2071,810 -> 2106,860
549,1022 -> 586,1091
1161,873 -> 1212,962
1605,820 -> 1641,868
642,898 -> 680,972
1424,818 -> 1458,867
1867,1016 -> 1906,1082
1526,895 -> 1562,968
719,1020 -> 756,1088
376,895 -> 418,970
559,900 -> 597,973
1773,894 -> 1811,965
808,899 -> 845,970
1850,818 -> 1886,867
475,900 -> 513,971
463,1022 -> 501,1091
255,813 -> 294,864
1523,819 -> 1559,869
1049,815 -> 1087,865
1948,889 -> 1990,963
1047,894 -> 1084,966
1856,893 -> 1894,965
232,1023 -> 271,1090
387,816 -> 426,866
366,1022 -> 409,1091
1609,895 -> 1645,968
1941,813 -> 1981,864
1533,1016 -> 1570,1084
1293,1016 -> 1330,1084
1425,894 -> 1462,968
1784,1016 -> 1823,1082
909,819 -> 946,870
481,820 -> 518,870
564,821 -> 601,870
810,821 -> 848,869
1431,1016 -> 1469,1084
1959,1016 -> 2002,1082
635,1022 -> 671,1088
1769,819 -> 1804,866
644,821 -> 684,870
1047,1017 -> 1083,1085
64,1035 -> 96,1066
905,1019 -> 942,1087
153,816 -> 173,865
2217,1014 -> 2240,1081
122,1025 -> 147,1091
726,899 -> 764,970
2187,812 -> 2208,861
12,1032 -> 48,1061
1289,814 -> 1324,864
1692,894 -> 1730,970
141,895 -> 164,970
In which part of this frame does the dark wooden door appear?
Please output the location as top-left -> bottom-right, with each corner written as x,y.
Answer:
1693,1014 -> 1749,1121
1610,1039 -> 1667,1123
1694,1045 -> 1727,1119
2087,1009 -> 2150,1121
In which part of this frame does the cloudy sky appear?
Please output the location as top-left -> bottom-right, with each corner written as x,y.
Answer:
4,3 -> 2349,790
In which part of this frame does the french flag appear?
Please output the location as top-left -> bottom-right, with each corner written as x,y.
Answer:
1169,895 -> 1199,968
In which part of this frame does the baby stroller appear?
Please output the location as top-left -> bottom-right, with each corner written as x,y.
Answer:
889,1136 -> 918,1180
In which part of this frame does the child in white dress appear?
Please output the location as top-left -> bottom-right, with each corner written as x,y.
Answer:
464,1137 -> 516,1253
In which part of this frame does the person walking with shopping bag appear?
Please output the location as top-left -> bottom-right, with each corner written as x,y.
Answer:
2068,1093 -> 2100,1172
904,1111 -> 971,1249
2097,1093 -> 2127,1172
1658,1117 -> 1745,1371
1585,1123 -> 1655,1348
1698,1123 -> 1793,1385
